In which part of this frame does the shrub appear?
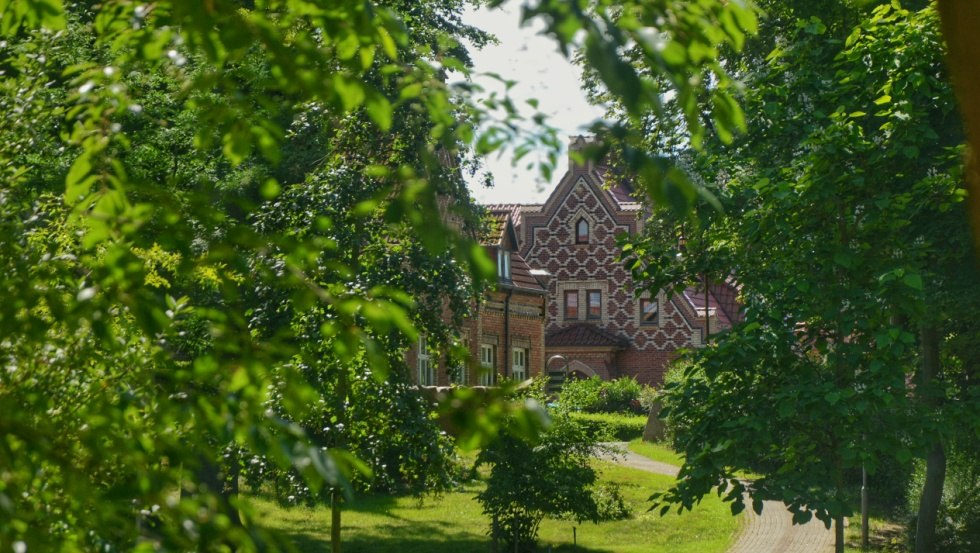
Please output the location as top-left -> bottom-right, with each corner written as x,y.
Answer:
476,414 -> 599,552
568,412 -> 647,442
659,360 -> 703,448
592,482 -> 632,521
558,375 -> 604,412
559,376 -> 651,414
508,373 -> 551,405
639,385 -> 661,413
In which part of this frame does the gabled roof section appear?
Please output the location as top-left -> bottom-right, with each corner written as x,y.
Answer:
481,206 -> 520,249
546,323 -> 629,349
594,164 -> 641,211
683,278 -> 744,327
478,205 -> 545,293
533,136 -> 643,223
507,251 -> 546,293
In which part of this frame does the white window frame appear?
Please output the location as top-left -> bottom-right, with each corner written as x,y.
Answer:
497,248 -> 511,280
479,344 -> 495,386
417,335 -> 434,386
512,347 -> 528,381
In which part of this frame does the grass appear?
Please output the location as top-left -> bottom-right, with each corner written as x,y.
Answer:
626,438 -> 685,467
626,439 -> 762,482
254,460 -> 741,553
842,506 -> 907,553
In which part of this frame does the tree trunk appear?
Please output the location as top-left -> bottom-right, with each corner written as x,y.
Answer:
835,514 -> 845,553
935,1 -> 980,250
331,489 -> 342,553
915,324 -> 946,553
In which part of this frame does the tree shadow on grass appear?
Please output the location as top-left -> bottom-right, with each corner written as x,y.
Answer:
286,521 -> 617,553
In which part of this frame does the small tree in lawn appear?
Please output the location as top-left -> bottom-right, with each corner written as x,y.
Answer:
476,413 -> 599,552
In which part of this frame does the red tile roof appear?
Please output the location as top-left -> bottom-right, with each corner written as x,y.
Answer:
546,323 -> 629,348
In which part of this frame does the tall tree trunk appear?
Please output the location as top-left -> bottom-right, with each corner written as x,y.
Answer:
331,489 -> 342,553
936,1 -> 980,250
915,323 -> 946,553
835,514 -> 845,553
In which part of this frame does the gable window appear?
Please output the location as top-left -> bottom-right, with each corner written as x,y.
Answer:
417,335 -> 434,386
512,347 -> 528,381
575,218 -> 589,244
564,290 -> 579,319
587,290 -> 602,319
640,298 -> 659,325
479,344 -> 496,386
497,248 -> 511,280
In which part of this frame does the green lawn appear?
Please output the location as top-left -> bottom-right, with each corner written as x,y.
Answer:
254,460 -> 741,552
627,438 -> 764,482
626,438 -> 685,467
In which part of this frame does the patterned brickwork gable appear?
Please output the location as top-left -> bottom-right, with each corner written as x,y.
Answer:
519,166 -> 704,361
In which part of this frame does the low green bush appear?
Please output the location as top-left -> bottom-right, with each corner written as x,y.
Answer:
559,376 -> 650,414
558,376 -> 604,411
568,412 -> 647,442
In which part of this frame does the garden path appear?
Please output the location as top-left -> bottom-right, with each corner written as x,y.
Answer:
598,443 -> 835,553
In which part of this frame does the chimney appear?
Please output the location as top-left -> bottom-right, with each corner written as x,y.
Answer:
568,135 -> 596,173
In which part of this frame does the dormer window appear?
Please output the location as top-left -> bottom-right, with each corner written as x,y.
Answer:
497,248 -> 511,280
576,218 -> 589,244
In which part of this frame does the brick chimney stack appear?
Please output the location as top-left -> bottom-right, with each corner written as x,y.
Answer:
568,135 -> 596,173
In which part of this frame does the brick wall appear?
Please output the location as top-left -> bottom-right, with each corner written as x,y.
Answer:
519,166 -> 704,387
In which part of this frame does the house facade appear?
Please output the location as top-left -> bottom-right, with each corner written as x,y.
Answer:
488,136 -> 740,386
409,209 -> 548,387
409,136 -> 739,388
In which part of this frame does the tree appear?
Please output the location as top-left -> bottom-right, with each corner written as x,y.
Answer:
603,2 -> 980,552
0,0 -> 767,549
476,413 -> 600,552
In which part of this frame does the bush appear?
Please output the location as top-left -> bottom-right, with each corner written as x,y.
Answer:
592,482 -> 632,521
508,373 -> 551,405
559,376 -> 650,414
476,414 -> 599,552
568,412 -> 647,442
639,385 -> 661,412
558,376 -> 604,412
659,360 -> 703,448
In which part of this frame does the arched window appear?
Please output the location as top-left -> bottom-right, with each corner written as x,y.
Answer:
575,218 -> 589,244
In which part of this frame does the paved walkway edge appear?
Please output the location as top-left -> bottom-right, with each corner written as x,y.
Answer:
596,442 -> 836,553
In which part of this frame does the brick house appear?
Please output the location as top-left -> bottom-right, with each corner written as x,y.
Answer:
486,136 -> 741,386
409,207 -> 548,387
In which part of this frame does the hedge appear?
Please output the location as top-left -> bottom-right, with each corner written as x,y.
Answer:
568,412 -> 647,442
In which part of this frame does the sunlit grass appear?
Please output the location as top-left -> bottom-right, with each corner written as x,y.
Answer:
627,438 -> 685,467
253,460 -> 741,553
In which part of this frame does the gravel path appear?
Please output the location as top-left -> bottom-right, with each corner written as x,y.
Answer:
597,442 -> 836,553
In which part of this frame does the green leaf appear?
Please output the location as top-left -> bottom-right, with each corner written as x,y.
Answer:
65,151 -> 93,203
902,272 -> 923,290
333,75 -> 366,111
365,92 -> 392,131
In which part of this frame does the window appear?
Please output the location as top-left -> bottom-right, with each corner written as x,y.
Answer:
512,347 -> 528,381
497,248 -> 511,280
451,340 -> 468,385
576,218 -> 589,244
587,289 -> 602,319
479,344 -> 496,386
417,335 -> 434,386
564,290 -> 578,319
640,298 -> 659,325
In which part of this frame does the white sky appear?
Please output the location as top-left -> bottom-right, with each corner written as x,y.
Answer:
459,2 -> 606,205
